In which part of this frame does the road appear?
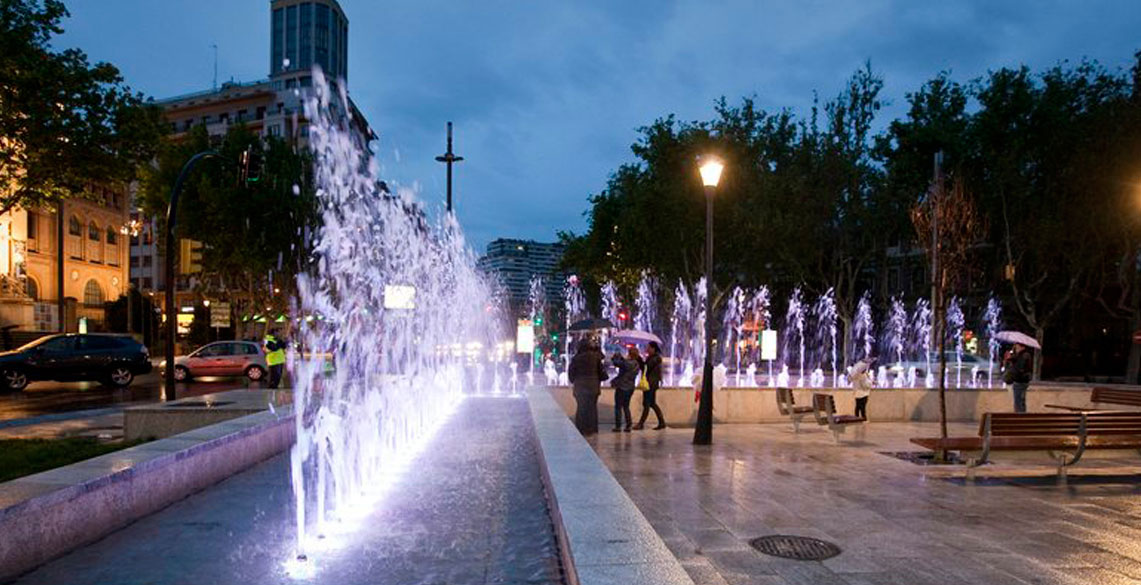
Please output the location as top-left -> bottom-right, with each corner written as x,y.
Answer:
0,372 -> 275,423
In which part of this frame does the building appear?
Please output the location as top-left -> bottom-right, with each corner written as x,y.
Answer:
132,0 -> 372,316
477,239 -> 566,312
0,186 -> 130,335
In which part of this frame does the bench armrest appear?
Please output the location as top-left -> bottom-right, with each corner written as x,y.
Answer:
1043,404 -> 1103,412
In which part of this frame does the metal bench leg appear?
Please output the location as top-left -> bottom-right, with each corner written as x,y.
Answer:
831,428 -> 841,444
792,418 -> 800,434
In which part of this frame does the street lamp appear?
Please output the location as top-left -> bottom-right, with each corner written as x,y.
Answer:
694,156 -> 723,446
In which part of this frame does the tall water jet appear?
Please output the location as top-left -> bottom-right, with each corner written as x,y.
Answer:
750,286 -> 772,384
813,289 -> 838,387
911,299 -> 933,387
884,297 -> 907,368
853,292 -> 874,364
782,288 -> 806,387
691,278 -> 708,385
947,297 -> 965,388
983,296 -> 1003,388
721,286 -> 746,384
527,275 -> 546,381
634,271 -> 657,334
289,71 -> 502,560
563,275 -> 586,365
669,280 -> 692,386
600,280 -> 620,347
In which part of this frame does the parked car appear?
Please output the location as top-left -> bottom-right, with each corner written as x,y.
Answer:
0,333 -> 152,392
161,341 -> 268,382
885,351 -> 998,385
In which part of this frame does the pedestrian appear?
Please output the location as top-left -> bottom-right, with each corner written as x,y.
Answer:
610,346 -> 642,432
849,359 -> 873,419
633,341 -> 666,430
568,337 -> 607,435
264,330 -> 287,389
1003,342 -> 1033,413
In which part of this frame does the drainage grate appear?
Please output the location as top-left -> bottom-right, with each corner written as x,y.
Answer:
749,535 -> 841,561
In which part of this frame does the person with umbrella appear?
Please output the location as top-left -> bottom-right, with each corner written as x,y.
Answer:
568,337 -> 608,435
610,345 -> 642,432
633,341 -> 666,430
998,331 -> 1037,413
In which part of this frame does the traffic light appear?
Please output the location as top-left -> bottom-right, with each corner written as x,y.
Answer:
618,310 -> 629,323
178,239 -> 204,274
534,316 -> 543,326
239,148 -> 263,185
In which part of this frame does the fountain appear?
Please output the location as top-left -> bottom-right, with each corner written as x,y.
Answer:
946,297 -> 965,388
782,288 -> 806,387
983,296 -> 1003,387
910,299 -> 933,387
289,70 -> 508,563
721,286 -> 746,384
528,275 -> 546,383
690,278 -> 707,386
563,275 -> 586,367
634,271 -> 657,334
884,297 -> 907,369
750,286 -> 772,384
669,280 -> 692,386
812,288 -> 838,387
853,292 -> 874,364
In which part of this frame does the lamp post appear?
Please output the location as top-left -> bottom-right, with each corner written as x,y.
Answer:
694,156 -> 723,446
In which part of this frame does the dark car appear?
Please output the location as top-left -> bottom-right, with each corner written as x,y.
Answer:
0,333 -> 152,392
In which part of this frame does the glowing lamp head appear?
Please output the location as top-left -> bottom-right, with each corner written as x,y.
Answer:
699,157 -> 724,188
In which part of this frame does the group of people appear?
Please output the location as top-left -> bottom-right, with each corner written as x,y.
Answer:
567,338 -> 665,435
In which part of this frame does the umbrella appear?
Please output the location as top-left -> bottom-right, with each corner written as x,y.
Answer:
568,318 -> 614,332
611,329 -> 663,345
995,330 -> 1041,349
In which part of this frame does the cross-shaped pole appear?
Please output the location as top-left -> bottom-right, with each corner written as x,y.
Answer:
435,121 -> 464,213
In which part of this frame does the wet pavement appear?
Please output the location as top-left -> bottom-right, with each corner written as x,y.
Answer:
590,422 -> 1141,585
10,396 -> 564,585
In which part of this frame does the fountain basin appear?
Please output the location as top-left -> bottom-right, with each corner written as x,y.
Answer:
546,384 -> 1107,425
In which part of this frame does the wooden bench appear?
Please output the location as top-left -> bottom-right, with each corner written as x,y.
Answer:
776,387 -> 814,432
911,412 -> 1141,475
1045,387 -> 1141,412
811,393 -> 865,443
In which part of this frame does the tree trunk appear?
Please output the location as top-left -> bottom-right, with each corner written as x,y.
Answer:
1033,326 -> 1045,381
936,294 -> 948,440
840,314 -> 853,371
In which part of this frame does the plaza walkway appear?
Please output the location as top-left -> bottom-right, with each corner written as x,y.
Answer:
589,421 -> 1141,585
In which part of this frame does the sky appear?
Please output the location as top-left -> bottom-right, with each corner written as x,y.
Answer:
58,1 -> 1141,251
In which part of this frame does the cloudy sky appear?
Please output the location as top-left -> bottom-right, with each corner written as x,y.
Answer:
59,1 -> 1141,251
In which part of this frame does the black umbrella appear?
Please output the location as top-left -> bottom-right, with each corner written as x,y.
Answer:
568,317 -> 614,332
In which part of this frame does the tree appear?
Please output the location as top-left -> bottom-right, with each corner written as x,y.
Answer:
0,0 -> 164,213
138,125 -> 318,338
912,177 -> 987,439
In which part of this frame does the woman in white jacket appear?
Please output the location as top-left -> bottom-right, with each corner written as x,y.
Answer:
849,360 -> 873,420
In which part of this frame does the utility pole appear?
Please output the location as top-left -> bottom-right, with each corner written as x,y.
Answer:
435,122 -> 463,213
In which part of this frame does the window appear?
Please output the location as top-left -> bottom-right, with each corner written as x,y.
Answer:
130,233 -> 139,246
25,278 -> 37,300
299,2 -> 312,68
130,256 -> 139,267
142,256 -> 152,267
285,4 -> 298,70
256,106 -> 266,120
272,8 -> 284,74
38,336 -> 74,352
26,212 -> 36,239
88,221 -> 99,241
237,109 -> 248,122
142,277 -> 153,289
78,336 -> 120,350
106,227 -> 117,245
68,216 -> 82,236
83,280 -> 104,306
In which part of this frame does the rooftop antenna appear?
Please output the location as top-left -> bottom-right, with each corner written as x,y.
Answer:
211,43 -> 218,90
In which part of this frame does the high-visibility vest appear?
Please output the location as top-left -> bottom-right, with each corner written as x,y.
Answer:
265,335 -> 286,366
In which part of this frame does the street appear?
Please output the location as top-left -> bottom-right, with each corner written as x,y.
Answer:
0,372 -> 271,423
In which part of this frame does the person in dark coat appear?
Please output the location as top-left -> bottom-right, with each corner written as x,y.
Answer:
1003,342 -> 1033,413
610,346 -> 643,432
633,341 -> 666,430
568,338 -> 607,435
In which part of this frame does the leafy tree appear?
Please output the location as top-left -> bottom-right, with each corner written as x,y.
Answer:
138,125 -> 318,338
0,0 -> 164,213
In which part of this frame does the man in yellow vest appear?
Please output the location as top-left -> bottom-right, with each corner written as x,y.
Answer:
264,330 -> 286,389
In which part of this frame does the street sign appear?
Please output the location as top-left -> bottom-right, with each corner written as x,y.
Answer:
761,330 -> 778,361
210,302 -> 231,328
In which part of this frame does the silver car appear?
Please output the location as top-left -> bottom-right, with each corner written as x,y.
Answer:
164,341 -> 268,382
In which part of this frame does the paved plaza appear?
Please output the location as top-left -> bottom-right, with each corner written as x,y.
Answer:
589,421 -> 1141,585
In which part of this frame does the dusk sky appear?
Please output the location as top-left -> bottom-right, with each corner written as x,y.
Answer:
58,1 -> 1141,251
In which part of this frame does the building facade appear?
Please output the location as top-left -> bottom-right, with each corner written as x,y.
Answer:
477,239 -> 566,311
0,186 -> 129,334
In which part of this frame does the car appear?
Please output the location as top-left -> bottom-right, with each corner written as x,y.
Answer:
0,333 -> 152,392
162,340 -> 268,383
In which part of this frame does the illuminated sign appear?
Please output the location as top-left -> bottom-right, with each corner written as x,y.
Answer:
761,330 -> 778,361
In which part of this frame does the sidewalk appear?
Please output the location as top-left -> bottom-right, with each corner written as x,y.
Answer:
588,421 -> 1141,585
0,409 -> 124,441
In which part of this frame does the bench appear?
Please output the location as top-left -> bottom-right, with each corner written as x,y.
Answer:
811,393 -> 865,443
1045,387 -> 1141,412
911,412 -> 1141,476
776,387 -> 814,432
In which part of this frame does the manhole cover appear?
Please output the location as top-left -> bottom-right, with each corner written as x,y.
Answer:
749,535 -> 841,561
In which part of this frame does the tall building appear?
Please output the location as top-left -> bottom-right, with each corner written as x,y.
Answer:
477,239 -> 565,312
